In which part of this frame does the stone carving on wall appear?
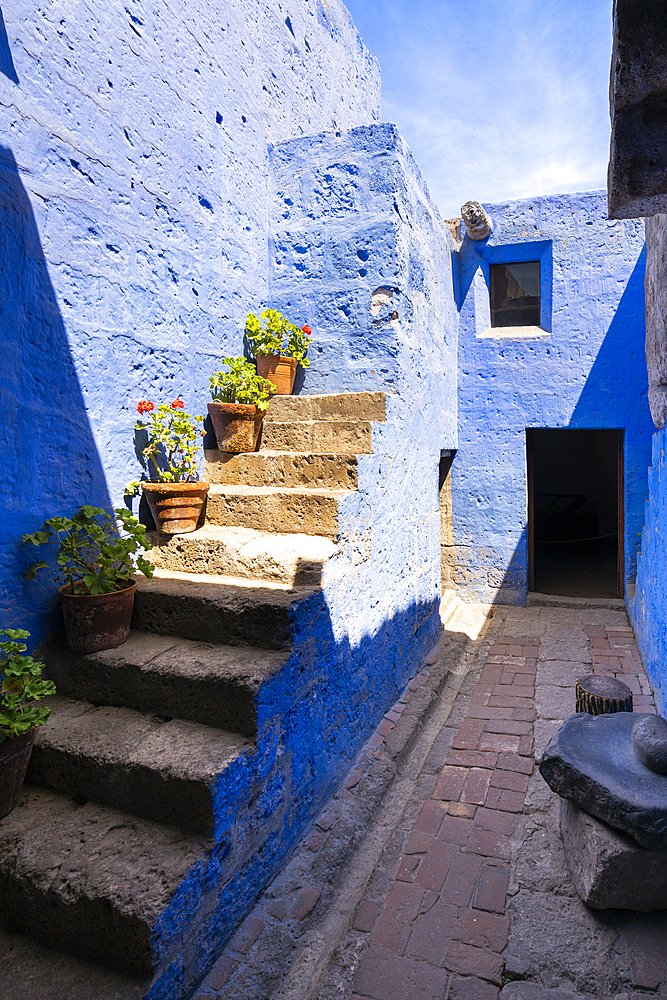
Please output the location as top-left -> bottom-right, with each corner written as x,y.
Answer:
461,200 -> 492,240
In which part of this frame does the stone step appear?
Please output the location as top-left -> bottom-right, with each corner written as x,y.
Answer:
264,391 -> 386,423
147,525 -> 336,584
132,570 -> 318,649
259,419 -> 373,455
27,697 -> 252,836
0,786 -> 210,978
43,631 -> 288,740
205,483 -> 343,537
203,450 -> 358,489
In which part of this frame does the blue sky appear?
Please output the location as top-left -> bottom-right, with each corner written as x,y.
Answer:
342,0 -> 613,218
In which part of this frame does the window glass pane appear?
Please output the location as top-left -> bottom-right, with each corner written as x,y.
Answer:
490,261 -> 541,327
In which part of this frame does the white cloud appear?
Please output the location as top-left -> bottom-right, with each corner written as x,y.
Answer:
343,0 -> 612,216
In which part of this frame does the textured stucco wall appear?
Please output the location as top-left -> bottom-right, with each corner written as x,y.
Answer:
268,122 -> 458,431
0,0 -> 380,641
266,120 -> 457,682
645,214 -> 667,428
630,214 -> 667,717
455,191 -> 652,604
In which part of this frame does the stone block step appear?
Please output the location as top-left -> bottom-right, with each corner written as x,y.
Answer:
132,570 -> 318,649
203,450 -> 358,489
147,525 -> 336,584
205,483 -> 343,537
0,786 -> 210,977
265,391 -> 386,423
42,631 -> 289,738
27,697 -> 252,836
259,419 -> 373,455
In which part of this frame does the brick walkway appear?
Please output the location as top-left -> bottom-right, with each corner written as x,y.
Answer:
345,613 -> 657,1000
348,634 -> 538,1000
194,602 -> 660,1000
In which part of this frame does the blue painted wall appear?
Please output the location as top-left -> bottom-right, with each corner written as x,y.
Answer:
455,191 -> 652,604
0,0 -> 380,643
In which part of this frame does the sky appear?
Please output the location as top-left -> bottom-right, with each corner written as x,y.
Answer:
341,0 -> 613,219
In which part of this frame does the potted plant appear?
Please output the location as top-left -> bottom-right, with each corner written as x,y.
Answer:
0,628 -> 56,819
208,357 -> 274,452
132,397 -> 209,533
245,309 -> 312,395
23,506 -> 154,653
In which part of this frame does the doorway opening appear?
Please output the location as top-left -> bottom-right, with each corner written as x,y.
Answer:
527,429 -> 624,599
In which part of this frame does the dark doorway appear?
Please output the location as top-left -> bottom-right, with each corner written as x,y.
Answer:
527,429 -> 624,599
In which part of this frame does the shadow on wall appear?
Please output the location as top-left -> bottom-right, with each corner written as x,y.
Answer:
0,8 -> 18,84
569,247 -> 652,583
0,146 -> 110,644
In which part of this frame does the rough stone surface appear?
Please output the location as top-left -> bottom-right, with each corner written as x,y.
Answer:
455,192 -> 651,605
42,631 -> 289,739
28,697 -> 252,836
499,985 -> 587,1000
204,484 -> 344,538
608,0 -> 667,219
146,525 -> 336,585
260,419 -> 373,455
540,711 -> 667,849
132,570 -> 317,649
0,787 -> 210,979
559,797 -> 667,911
631,713 -> 667,773
203,450 -> 359,489
264,392 -> 387,424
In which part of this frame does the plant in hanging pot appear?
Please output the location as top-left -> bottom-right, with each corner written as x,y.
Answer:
132,397 -> 209,533
245,309 -> 312,395
22,507 -> 154,653
0,628 -> 56,819
208,357 -> 274,453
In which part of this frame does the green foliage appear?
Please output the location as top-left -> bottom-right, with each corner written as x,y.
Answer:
23,506 -> 154,595
245,309 -> 312,368
209,357 -> 274,411
135,400 -> 203,483
0,629 -> 56,742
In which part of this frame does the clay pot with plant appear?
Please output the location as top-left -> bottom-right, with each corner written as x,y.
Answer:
208,357 -> 273,453
245,309 -> 312,395
0,628 -> 56,818
23,506 -> 154,653
129,398 -> 209,533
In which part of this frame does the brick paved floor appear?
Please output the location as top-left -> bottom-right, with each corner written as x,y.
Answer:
336,605 -> 661,1000
195,601 -> 664,1000
347,633 -> 539,1000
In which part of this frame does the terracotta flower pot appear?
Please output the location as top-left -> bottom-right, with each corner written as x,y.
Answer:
142,481 -> 210,534
59,580 -> 137,653
207,401 -> 264,453
256,355 -> 298,395
0,729 -> 37,819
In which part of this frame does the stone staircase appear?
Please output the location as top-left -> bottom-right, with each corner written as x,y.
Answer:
0,392 -> 395,999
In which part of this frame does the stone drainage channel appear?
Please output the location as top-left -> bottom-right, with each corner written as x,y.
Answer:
195,599 -> 667,1000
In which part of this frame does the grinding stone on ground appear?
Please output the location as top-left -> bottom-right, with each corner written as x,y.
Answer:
539,712 -> 667,849
560,797 -> 667,911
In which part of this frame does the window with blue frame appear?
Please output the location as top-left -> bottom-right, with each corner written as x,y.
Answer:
489,260 -> 541,328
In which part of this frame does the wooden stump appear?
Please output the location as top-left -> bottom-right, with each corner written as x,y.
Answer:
575,674 -> 633,715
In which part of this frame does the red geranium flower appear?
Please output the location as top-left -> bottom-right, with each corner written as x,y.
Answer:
302,325 -> 312,336
137,400 -> 154,415
170,398 -> 184,409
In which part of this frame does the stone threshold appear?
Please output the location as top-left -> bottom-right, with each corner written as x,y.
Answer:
527,592 -> 626,610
